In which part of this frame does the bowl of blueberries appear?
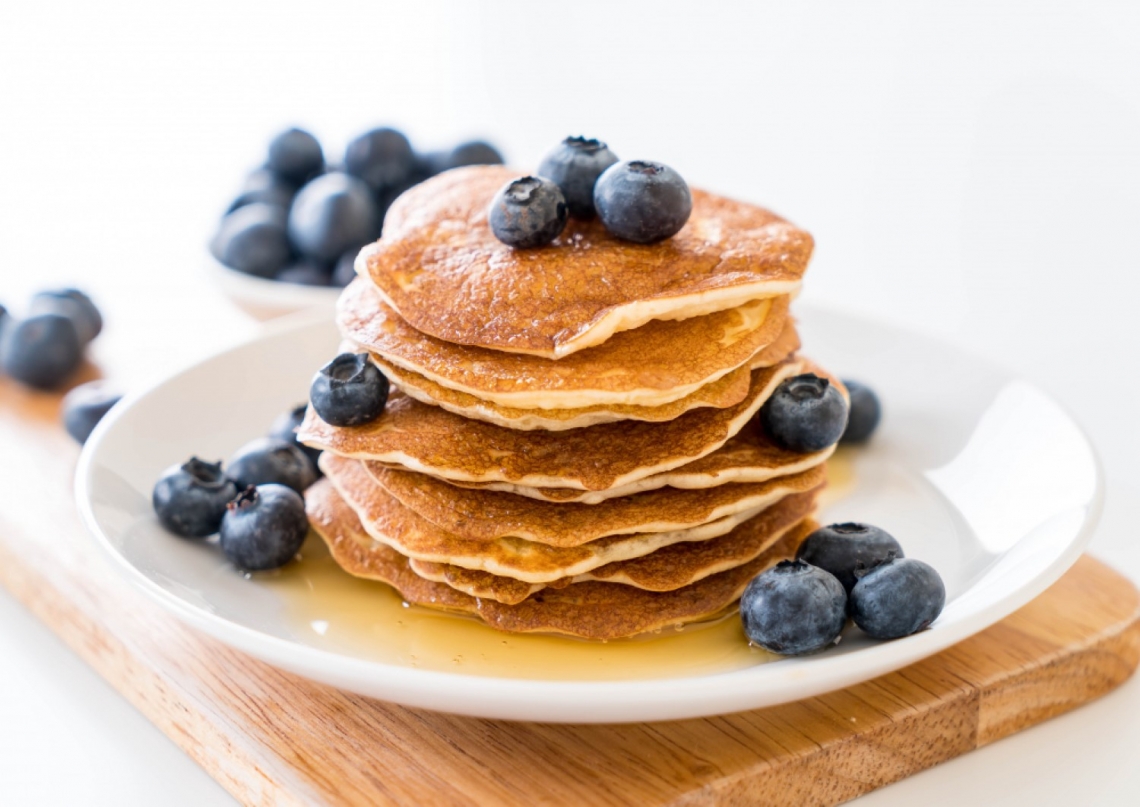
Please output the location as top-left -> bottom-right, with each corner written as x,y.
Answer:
209,127 -> 504,320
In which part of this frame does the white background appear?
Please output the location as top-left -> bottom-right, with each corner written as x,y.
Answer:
2,0 -> 1139,803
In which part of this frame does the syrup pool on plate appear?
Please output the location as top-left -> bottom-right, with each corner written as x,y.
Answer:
260,451 -> 855,681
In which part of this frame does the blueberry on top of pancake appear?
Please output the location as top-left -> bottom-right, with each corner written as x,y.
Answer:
359,165 -> 813,358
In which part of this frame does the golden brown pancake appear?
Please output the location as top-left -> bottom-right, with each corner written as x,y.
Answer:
357,165 -> 813,358
451,419 -> 837,503
409,489 -> 819,604
364,320 -> 800,430
374,355 -> 750,430
365,460 -> 826,546
306,477 -> 815,640
322,452 -> 823,582
298,357 -> 808,491
339,277 -> 794,410
407,560 -> 545,605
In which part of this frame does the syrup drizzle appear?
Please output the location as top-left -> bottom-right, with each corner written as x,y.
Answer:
261,452 -> 854,681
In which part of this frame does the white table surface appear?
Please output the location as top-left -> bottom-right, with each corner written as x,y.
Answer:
2,1 -> 1138,803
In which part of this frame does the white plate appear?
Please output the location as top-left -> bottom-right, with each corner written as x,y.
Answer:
75,308 -> 1101,723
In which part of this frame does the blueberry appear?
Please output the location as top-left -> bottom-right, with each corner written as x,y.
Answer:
446,140 -> 504,169
489,176 -> 568,248
402,142 -> 501,189
740,559 -> 847,655
275,261 -> 331,287
538,136 -> 619,219
269,403 -> 322,472
594,160 -> 692,244
371,185 -> 405,222
759,373 -> 849,453
226,167 -> 297,214
287,172 -> 379,263
310,353 -> 389,427
412,150 -> 448,182
0,303 -> 9,359
219,484 -> 308,571
30,288 -> 103,345
267,127 -> 324,185
61,380 -> 122,444
840,379 -> 882,444
0,314 -> 82,390
344,127 -> 415,196
227,437 -> 316,494
211,203 -> 293,278
850,558 -> 945,640
331,250 -> 358,287
152,457 -> 239,539
796,523 -> 904,595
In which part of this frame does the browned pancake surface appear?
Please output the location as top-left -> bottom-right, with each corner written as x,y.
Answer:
373,355 -> 753,430
298,357 -> 805,490
322,453 -> 820,582
364,320 -> 800,430
305,478 -> 814,639
339,278 -> 792,407
366,460 -> 825,546
411,490 -> 818,604
360,166 -> 813,357
443,373 -> 844,503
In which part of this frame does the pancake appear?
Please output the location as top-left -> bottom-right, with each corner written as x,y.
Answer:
358,165 -> 813,358
298,357 -> 809,491
375,355 -> 748,430
364,320 -> 800,430
408,561 -> 546,605
306,478 -> 815,640
450,420 -> 836,504
339,277 -> 794,410
365,460 -> 827,546
409,489 -> 819,604
322,452 -> 823,583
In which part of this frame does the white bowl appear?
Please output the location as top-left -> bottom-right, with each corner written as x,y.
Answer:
206,252 -> 343,321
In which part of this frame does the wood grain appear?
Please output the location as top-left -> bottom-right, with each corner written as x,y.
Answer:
1,362 -> 1138,807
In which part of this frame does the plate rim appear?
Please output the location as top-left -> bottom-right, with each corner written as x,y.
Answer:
74,308 -> 1104,723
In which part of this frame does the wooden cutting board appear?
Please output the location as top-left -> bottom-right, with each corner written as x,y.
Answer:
1,361 -> 1138,806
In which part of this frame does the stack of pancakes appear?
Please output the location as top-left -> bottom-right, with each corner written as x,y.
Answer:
300,165 -> 840,641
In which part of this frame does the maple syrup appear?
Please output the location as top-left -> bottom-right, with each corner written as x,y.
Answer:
261,452 -> 854,681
